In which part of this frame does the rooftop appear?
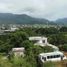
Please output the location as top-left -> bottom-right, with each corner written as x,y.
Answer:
12,47 -> 25,52
29,36 -> 47,40
39,51 -> 63,57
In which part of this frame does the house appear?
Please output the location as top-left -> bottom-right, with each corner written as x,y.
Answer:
29,36 -> 59,51
4,27 -> 18,32
29,36 -> 48,46
39,51 -> 67,63
12,47 -> 25,57
10,27 -> 18,31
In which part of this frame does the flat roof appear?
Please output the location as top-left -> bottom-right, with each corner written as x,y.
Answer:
39,51 -> 63,57
12,47 -> 25,52
29,36 -> 47,40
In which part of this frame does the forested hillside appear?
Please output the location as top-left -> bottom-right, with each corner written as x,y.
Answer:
0,27 -> 67,67
0,13 -> 56,25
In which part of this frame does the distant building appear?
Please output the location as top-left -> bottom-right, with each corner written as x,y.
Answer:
12,47 -> 25,57
4,27 -> 18,32
39,51 -> 67,63
10,27 -> 18,31
29,36 -> 48,46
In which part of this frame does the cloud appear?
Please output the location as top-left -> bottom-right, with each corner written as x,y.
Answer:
0,0 -> 67,20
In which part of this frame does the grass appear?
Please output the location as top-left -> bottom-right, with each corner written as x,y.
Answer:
0,55 -> 12,67
0,53 -> 67,67
43,60 -> 67,67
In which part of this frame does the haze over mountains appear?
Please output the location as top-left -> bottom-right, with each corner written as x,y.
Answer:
0,13 -> 66,25
56,18 -> 67,25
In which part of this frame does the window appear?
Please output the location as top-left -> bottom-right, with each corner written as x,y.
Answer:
47,56 -> 53,59
42,40 -> 45,43
47,55 -> 61,59
47,56 -> 50,59
56,55 -> 60,58
42,57 -> 46,61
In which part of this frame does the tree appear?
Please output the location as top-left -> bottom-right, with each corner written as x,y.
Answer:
60,27 -> 67,32
22,40 -> 33,50
35,27 -> 59,36
59,44 -> 67,51
48,34 -> 67,45
0,40 -> 12,53
9,31 -> 28,47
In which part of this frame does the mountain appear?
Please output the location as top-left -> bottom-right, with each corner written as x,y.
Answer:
55,18 -> 67,25
0,13 -> 56,25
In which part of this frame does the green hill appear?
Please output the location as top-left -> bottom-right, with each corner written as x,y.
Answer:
0,13 -> 56,25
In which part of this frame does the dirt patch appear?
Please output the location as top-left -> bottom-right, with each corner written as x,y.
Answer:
64,52 -> 67,56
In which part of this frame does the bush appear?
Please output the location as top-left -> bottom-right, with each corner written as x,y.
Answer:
59,44 -> 67,51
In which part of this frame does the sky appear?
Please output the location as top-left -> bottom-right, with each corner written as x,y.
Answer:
0,0 -> 67,20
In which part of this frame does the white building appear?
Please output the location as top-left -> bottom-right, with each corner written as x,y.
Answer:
12,47 -> 25,57
29,36 -> 59,51
29,36 -> 67,63
4,27 -> 18,32
29,37 -> 48,46
39,51 -> 67,63
10,27 -> 18,31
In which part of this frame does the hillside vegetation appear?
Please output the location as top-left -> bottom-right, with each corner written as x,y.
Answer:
0,13 -> 56,24
0,27 -> 67,67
